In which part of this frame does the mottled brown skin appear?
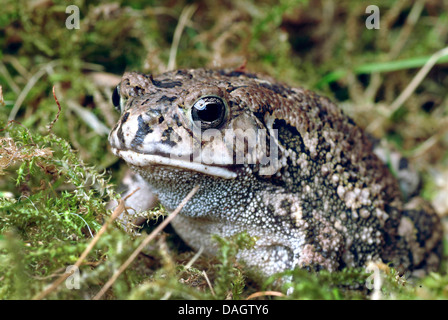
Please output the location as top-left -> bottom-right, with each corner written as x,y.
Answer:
109,68 -> 442,278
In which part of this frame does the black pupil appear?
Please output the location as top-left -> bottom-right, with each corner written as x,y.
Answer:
192,97 -> 225,126
197,103 -> 220,122
112,85 -> 120,108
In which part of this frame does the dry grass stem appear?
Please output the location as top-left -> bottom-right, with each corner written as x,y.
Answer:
167,4 -> 197,71
246,291 -> 285,300
367,46 -> 448,133
8,61 -> 59,121
388,46 -> 448,114
47,86 -> 62,132
202,270 -> 216,297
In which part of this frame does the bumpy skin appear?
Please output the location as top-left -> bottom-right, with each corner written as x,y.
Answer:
109,68 -> 442,277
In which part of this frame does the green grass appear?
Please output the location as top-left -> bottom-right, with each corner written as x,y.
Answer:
1,0 -> 447,300
315,53 -> 448,89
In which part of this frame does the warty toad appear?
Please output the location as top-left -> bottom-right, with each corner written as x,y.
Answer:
108,68 -> 442,278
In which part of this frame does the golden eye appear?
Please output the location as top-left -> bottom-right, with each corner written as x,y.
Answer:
191,96 -> 227,129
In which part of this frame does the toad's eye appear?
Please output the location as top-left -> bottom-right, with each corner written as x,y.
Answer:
112,85 -> 121,112
191,96 -> 227,129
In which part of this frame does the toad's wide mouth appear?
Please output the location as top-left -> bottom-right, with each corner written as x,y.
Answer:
111,148 -> 238,179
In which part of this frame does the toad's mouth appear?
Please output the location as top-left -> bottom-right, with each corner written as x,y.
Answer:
111,147 -> 238,179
